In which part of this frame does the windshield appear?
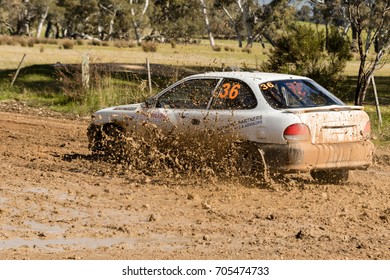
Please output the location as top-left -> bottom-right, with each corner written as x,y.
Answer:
259,79 -> 345,109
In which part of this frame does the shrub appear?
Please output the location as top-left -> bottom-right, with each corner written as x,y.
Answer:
114,40 -> 129,48
92,39 -> 102,46
47,38 -> 58,45
261,24 -> 352,94
27,39 -> 35,47
19,39 -> 27,47
241,47 -> 252,54
62,40 -> 74,50
212,45 -> 222,52
76,39 -> 85,46
142,41 -> 158,52
128,41 -> 137,48
5,36 -> 17,46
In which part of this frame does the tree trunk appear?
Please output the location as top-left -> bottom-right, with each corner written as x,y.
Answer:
108,11 -> 117,40
237,0 -> 253,48
350,24 -> 358,52
222,6 -> 242,48
354,28 -> 366,105
263,32 -> 276,47
325,20 -> 329,50
36,6 -> 49,38
200,0 -> 215,47
129,0 -> 149,45
99,2 -> 118,41
44,20 -> 52,38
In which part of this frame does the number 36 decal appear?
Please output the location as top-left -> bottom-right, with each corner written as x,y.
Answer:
219,83 -> 241,99
260,82 -> 275,90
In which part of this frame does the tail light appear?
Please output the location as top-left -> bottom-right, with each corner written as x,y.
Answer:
283,123 -> 310,141
362,121 -> 371,139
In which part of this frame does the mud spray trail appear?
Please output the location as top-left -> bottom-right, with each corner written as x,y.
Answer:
0,102 -> 389,260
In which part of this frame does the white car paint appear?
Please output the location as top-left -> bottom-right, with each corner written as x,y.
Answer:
88,71 -> 374,180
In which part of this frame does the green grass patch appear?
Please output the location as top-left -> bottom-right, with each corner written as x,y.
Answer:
338,76 -> 390,106
365,105 -> 390,146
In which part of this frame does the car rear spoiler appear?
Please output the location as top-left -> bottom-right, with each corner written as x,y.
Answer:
282,105 -> 364,114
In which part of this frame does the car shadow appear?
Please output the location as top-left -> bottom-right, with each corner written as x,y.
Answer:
61,152 -> 98,162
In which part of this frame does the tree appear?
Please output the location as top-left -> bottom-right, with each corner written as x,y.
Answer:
150,0 -> 203,42
97,0 -> 123,40
251,0 -> 296,47
296,5 -> 311,22
128,0 -> 150,44
56,0 -> 100,37
0,0 -> 34,35
308,0 -> 346,49
215,0 -> 257,48
214,0 -> 245,47
236,0 -> 254,47
34,0 -> 56,38
344,0 -> 390,105
199,0 -> 215,46
261,24 -> 353,94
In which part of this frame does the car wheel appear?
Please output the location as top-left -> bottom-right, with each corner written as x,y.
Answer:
310,169 -> 349,184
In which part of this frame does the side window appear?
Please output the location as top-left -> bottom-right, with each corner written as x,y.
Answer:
156,79 -> 218,109
211,79 -> 257,110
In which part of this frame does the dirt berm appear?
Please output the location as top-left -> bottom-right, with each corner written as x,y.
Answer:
0,101 -> 389,260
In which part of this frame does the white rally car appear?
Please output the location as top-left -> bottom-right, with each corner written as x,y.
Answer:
87,71 -> 374,183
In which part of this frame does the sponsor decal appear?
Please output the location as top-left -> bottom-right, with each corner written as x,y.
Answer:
150,111 -> 168,121
220,115 -> 263,131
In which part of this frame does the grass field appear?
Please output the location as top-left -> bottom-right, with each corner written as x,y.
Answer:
1,38 -> 388,74
0,39 -> 268,70
0,39 -> 389,143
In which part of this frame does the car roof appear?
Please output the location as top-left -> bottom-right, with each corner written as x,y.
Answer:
188,71 -> 309,82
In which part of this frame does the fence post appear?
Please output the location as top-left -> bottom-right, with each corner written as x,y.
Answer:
82,54 -> 90,90
10,54 -> 27,87
371,75 -> 382,129
146,58 -> 152,95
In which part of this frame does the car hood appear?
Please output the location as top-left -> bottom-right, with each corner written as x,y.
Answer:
91,103 -> 144,125
95,103 -> 144,113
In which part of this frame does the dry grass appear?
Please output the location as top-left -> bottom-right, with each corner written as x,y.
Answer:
0,38 -> 388,76
0,39 -> 268,70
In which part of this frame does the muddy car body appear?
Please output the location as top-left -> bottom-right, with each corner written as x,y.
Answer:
88,72 -> 374,183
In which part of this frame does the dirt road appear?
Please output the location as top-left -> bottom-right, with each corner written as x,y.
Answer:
0,101 -> 389,260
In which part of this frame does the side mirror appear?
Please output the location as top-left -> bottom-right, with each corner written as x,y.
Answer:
144,97 -> 156,108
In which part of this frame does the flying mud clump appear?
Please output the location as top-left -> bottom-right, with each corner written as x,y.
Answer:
88,122 -> 271,186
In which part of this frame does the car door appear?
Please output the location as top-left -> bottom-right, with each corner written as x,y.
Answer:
205,78 -> 260,143
137,77 -> 221,141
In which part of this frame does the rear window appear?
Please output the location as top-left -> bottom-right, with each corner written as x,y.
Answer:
259,79 -> 344,109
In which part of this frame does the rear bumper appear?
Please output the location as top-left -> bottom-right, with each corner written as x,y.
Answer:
261,140 -> 374,172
